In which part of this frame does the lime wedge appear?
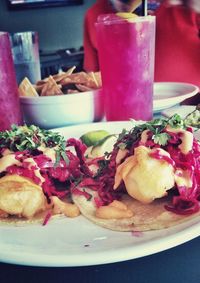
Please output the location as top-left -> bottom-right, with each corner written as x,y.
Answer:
80,130 -> 110,147
91,135 -> 117,157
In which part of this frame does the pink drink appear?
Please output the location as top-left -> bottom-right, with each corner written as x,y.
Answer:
0,32 -> 23,131
96,14 -> 155,121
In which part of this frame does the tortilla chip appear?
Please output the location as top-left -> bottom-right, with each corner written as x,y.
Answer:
40,76 -> 63,96
89,72 -> 102,88
18,77 -> 39,97
60,72 -> 99,89
34,68 -> 101,96
67,89 -> 79,94
75,84 -> 93,92
72,188 -> 200,231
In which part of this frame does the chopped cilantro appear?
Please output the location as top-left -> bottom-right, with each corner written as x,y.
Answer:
118,142 -> 127,150
116,114 -> 186,148
95,159 -> 109,177
168,114 -> 184,128
0,124 -> 69,165
61,150 -> 70,165
184,104 -> 200,128
152,133 -> 170,146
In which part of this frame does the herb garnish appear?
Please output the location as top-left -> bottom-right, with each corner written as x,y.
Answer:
116,114 -> 186,148
0,124 -> 69,165
153,133 -> 170,146
184,104 -> 200,128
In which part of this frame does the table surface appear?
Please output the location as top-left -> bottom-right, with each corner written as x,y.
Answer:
1,236 -> 200,283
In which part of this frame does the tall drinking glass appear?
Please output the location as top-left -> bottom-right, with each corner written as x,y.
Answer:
10,31 -> 41,84
96,14 -> 155,121
0,32 -> 23,131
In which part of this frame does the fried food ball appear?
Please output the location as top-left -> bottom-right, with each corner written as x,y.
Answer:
0,175 -> 46,218
114,146 -> 175,203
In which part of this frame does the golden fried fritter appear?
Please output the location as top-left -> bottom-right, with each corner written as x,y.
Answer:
114,146 -> 175,203
0,175 -> 46,218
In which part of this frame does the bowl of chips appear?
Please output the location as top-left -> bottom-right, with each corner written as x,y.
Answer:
19,67 -> 104,129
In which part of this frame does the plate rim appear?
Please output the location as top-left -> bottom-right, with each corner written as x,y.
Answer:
153,82 -> 199,111
1,218 -> 200,267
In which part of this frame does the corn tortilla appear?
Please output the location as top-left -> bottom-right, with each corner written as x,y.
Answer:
72,188 -> 200,231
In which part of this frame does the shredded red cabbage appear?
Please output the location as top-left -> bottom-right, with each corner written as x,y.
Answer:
149,150 -> 175,167
143,130 -> 200,215
165,196 -> 200,215
42,211 -> 52,226
7,165 -> 41,185
72,188 -> 92,200
3,138 -> 93,202
1,125 -> 200,217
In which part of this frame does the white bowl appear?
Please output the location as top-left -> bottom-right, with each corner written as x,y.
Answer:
20,89 -> 104,129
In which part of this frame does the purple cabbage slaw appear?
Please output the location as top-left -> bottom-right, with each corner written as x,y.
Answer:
108,125 -> 200,215
74,121 -> 200,216
1,138 -> 91,201
0,121 -> 199,216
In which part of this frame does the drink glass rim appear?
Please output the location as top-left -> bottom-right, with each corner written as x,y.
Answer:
10,31 -> 38,36
95,14 -> 155,26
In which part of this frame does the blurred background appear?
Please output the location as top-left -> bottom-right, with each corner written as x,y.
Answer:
0,0 -> 90,52
0,0 -> 94,77
0,0 -> 162,78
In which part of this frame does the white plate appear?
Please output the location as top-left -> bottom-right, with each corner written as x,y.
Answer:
1,121 -> 200,267
153,82 -> 199,112
161,105 -> 196,118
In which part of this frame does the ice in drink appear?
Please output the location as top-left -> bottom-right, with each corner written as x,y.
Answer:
0,32 -> 23,131
96,14 -> 155,121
